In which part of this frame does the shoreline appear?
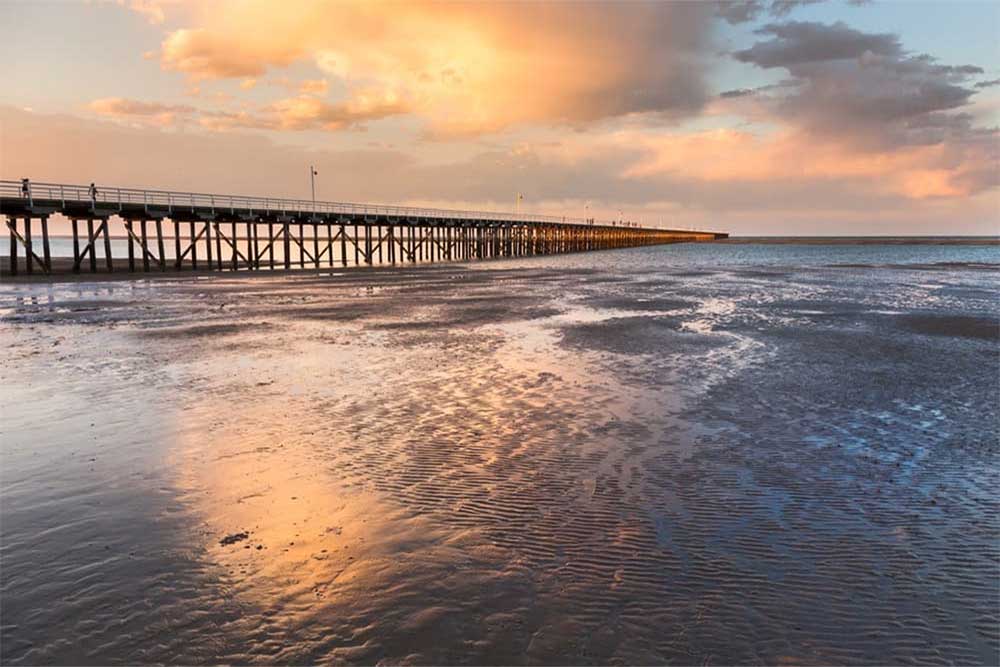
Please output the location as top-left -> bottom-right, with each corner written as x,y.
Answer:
1,239 -> 997,284
0,255 -> 482,284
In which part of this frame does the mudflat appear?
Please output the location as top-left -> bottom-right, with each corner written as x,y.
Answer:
1,243 -> 998,665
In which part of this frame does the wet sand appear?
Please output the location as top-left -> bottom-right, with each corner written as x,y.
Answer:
1,246 -> 998,665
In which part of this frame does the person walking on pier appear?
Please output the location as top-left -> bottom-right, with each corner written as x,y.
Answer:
20,178 -> 30,200
89,182 -> 99,211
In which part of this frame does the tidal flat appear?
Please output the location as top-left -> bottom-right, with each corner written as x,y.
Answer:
1,243 -> 998,665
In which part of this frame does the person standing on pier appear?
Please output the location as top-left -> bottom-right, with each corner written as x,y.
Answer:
89,182 -> 99,211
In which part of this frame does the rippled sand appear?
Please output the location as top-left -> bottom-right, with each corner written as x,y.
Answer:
1,247 -> 998,665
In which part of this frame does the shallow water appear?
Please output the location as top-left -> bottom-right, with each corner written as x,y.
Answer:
1,243 -> 998,665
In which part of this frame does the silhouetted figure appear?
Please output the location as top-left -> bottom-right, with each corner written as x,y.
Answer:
21,178 -> 29,198
89,183 -> 98,210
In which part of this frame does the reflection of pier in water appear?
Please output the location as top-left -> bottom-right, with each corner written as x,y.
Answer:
1,180 -> 727,276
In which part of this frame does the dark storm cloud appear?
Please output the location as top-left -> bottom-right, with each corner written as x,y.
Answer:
715,0 -> 825,25
733,21 -> 900,67
716,0 -> 765,25
769,0 -> 825,17
720,88 -> 756,98
731,21 -> 994,149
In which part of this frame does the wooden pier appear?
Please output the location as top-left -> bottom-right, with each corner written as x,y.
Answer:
1,180 -> 727,277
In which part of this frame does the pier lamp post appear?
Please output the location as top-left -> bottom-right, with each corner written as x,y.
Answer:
310,165 -> 318,213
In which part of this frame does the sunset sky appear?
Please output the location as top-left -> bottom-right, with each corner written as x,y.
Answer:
2,0 -> 998,235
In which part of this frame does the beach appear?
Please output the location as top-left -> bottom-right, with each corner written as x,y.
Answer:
1,242 -> 998,665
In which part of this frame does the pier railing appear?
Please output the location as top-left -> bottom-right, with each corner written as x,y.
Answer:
1,179 -> 643,228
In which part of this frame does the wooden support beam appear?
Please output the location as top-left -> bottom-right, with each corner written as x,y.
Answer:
231,222 -> 238,271
155,220 -> 165,271
255,224 -> 285,265
140,220 -> 150,272
298,223 -> 305,268
103,218 -> 113,272
366,228 -> 391,264
316,237 -> 330,262
204,222 -> 213,269
428,229 -> 451,259
214,223 -> 253,268
396,228 -> 414,263
285,226 -> 317,265
179,222 -> 207,264
339,224 -> 347,266
122,221 -> 161,272
41,217 -> 51,272
250,222 -> 259,270
404,226 -> 435,262
214,223 -> 222,271
24,217 -> 33,275
7,217 -> 16,276
83,219 -> 98,272
72,219 -> 80,273
283,223 -> 291,270
174,221 -> 182,269
5,218 -> 49,275
188,222 -> 197,270
124,221 -> 136,271
326,224 -> 334,267
65,219 -> 102,274
313,223 -> 320,269
268,221 -> 275,269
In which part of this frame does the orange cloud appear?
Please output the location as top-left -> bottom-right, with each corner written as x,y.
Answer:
88,91 -> 408,133
633,129 -> 994,199
548,126 -> 995,200
162,27 -> 300,79
158,1 -> 714,134
267,91 -> 408,130
298,79 -> 329,96
126,0 -> 166,24
105,0 -> 172,24
87,97 -> 196,127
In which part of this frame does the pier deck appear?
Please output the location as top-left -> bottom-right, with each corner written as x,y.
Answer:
1,180 -> 727,277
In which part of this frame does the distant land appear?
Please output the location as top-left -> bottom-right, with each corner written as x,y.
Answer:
719,236 -> 999,245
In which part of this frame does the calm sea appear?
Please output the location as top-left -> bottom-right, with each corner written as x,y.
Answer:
1,235 -> 997,269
